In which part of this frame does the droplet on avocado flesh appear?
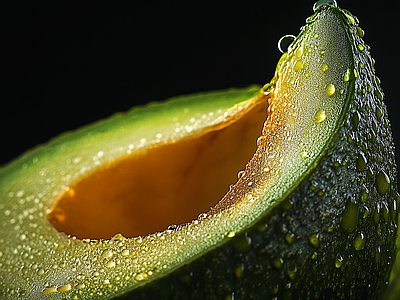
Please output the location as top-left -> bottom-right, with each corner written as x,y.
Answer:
313,0 -> 337,11
324,83 -> 336,96
341,200 -> 359,233
314,110 -> 327,123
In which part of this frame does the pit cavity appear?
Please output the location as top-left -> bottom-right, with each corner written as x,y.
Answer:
47,96 -> 268,240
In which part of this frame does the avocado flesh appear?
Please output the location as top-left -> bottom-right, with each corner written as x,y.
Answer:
0,4 -> 398,300
47,88 -> 268,240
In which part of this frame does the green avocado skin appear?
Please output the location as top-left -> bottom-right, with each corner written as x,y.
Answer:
115,5 -> 398,300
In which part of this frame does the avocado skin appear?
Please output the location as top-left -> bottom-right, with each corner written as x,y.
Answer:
123,106 -> 397,300
116,6 -> 398,300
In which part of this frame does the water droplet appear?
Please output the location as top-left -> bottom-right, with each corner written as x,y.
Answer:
227,231 -> 236,238
235,264 -> 244,278
325,83 -> 335,97
353,232 -> 366,250
167,224 -> 179,230
343,69 -> 351,82
376,171 -> 390,195
374,205 -> 381,226
383,204 -> 390,222
335,254 -> 344,268
356,27 -> 365,38
313,0 -> 337,12
314,110 -> 326,123
101,250 -> 113,259
294,60 -> 304,71
321,63 -> 329,72
105,260 -> 116,269
285,232 -> 296,245
308,233 -> 320,248
352,111 -> 360,130
360,189 -> 368,202
341,200 -> 359,233
287,267 -> 297,280
375,247 -> 382,263
356,152 -> 367,171
278,35 -> 296,53
257,223 -> 268,232
375,89 -> 384,101
37,268 -> 45,276
41,286 -> 57,295
134,273 -> 148,281
237,170 -> 246,179
233,233 -> 252,252
282,198 -> 293,210
375,107 -> 383,120
391,198 -> 397,221
58,284 -> 72,293
272,257 -> 284,269
344,12 -> 357,25
295,45 -> 304,58
103,279 -> 110,285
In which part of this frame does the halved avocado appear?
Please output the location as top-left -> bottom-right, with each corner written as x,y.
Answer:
0,2 -> 398,300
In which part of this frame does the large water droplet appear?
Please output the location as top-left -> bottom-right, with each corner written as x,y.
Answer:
341,200 -> 358,233
313,0 -> 337,12
353,232 -> 366,250
314,110 -> 326,123
101,249 -> 113,259
272,257 -> 284,269
278,35 -> 296,53
233,233 -> 252,252
376,170 -> 390,195
134,273 -> 148,281
57,284 -> 72,293
352,111 -> 360,130
325,83 -> 336,97
356,27 -> 365,38
356,152 -> 367,171
295,46 -> 304,58
308,233 -> 320,248
294,60 -> 304,71
286,232 -> 296,245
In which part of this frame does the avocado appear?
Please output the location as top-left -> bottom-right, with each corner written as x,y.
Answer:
0,2 -> 397,300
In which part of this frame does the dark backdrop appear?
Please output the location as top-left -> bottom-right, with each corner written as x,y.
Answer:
2,1 -> 398,181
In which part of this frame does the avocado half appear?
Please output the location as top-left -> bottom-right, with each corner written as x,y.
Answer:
0,2 -> 398,300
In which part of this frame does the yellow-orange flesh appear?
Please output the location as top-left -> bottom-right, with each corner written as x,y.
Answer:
48,95 -> 269,240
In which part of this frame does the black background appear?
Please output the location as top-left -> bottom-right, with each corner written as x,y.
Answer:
1,1 -> 399,176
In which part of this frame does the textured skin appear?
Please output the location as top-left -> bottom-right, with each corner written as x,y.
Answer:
118,5 -> 398,300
